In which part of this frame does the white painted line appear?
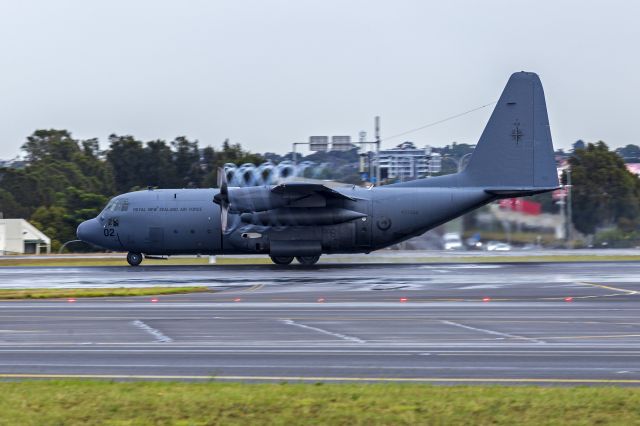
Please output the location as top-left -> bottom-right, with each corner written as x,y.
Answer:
131,320 -> 172,343
440,320 -> 546,344
281,319 -> 365,344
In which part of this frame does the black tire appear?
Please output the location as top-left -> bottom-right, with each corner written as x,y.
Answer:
270,255 -> 294,265
296,255 -> 320,265
127,252 -> 143,267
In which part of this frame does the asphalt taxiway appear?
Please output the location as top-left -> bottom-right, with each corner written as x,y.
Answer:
1,262 -> 640,384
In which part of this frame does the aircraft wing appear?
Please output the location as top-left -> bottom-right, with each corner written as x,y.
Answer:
271,182 -> 358,201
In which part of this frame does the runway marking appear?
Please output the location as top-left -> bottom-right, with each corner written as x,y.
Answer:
242,283 -> 264,292
2,373 -> 640,384
280,319 -> 365,344
543,334 -> 640,340
440,320 -> 546,344
130,320 -> 172,343
578,281 -> 639,295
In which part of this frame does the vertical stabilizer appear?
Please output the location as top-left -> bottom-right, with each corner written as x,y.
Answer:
463,71 -> 558,189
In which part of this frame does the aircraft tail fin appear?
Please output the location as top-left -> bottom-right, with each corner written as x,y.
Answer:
462,71 -> 559,191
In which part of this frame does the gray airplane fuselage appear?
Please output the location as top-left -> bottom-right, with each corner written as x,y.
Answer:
77,185 -> 493,256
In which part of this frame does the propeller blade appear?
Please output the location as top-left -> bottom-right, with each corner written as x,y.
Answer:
214,167 -> 230,233
220,204 -> 228,233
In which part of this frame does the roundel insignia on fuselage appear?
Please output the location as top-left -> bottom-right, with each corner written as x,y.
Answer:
376,216 -> 391,231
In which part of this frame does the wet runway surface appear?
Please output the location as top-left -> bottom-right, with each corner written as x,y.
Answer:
2,262 -> 640,384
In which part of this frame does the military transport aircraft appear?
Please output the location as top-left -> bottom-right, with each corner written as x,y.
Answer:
77,72 -> 559,266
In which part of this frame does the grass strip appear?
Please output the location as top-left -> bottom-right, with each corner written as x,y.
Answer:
0,381 -> 638,425
0,286 -> 209,299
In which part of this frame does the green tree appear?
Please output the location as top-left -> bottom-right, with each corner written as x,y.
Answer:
142,140 -> 178,188
172,137 -> 202,187
106,135 -> 145,192
569,142 -> 640,235
21,129 -> 78,162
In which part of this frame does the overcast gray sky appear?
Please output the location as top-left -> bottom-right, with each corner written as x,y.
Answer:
0,0 -> 638,158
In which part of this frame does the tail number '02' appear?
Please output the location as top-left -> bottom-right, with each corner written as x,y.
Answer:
103,228 -> 115,237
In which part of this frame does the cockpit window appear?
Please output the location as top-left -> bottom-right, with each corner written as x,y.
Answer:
103,198 -> 129,212
116,199 -> 129,212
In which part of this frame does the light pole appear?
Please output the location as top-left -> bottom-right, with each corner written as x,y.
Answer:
443,152 -> 472,173
566,168 -> 573,248
291,142 -> 310,166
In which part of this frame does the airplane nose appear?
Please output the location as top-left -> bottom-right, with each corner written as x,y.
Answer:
77,219 -> 98,243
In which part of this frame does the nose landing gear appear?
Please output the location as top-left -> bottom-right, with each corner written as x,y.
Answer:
126,252 -> 143,266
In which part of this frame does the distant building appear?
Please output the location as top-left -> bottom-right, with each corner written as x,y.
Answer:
626,163 -> 640,177
378,141 -> 441,180
0,157 -> 27,169
0,219 -> 51,255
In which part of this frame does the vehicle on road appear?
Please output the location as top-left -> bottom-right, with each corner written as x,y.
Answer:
77,72 -> 559,266
486,241 -> 512,251
443,233 -> 464,250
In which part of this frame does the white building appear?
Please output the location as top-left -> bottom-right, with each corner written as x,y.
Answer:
0,219 -> 51,255
378,141 -> 441,180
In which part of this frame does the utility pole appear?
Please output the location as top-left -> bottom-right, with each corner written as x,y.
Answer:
292,143 -> 297,165
291,142 -> 308,166
375,116 -> 381,187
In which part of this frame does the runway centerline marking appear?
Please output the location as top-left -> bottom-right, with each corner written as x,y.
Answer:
280,319 -> 365,344
130,320 -> 172,343
440,320 -> 546,344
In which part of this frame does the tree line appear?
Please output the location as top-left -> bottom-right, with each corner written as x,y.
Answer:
0,129 -> 263,249
1,130 -> 640,250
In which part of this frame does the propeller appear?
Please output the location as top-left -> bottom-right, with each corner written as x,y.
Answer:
213,167 -> 230,232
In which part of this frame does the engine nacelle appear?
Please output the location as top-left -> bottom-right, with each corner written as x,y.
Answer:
240,208 -> 366,226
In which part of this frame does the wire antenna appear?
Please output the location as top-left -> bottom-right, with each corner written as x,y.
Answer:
382,101 -> 497,142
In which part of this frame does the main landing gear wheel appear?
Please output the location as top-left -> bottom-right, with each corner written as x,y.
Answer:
270,255 -> 294,265
296,255 -> 320,266
127,252 -> 143,266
